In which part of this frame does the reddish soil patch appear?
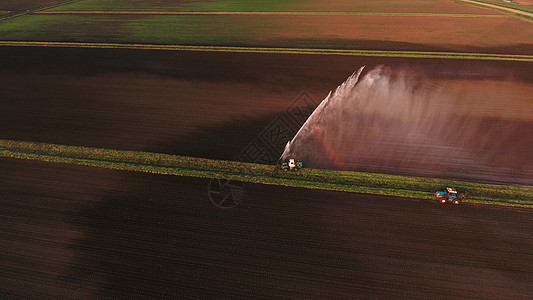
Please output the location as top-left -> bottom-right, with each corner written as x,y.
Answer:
289,0 -> 502,14
256,15 -> 533,54
1,158 -> 532,298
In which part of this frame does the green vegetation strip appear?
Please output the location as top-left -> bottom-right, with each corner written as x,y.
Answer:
1,140 -> 532,208
461,0 -> 533,14
34,11 -> 508,17
1,41 -> 533,62
457,0 -> 533,19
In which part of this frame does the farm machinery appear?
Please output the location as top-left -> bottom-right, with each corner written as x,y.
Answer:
277,158 -> 303,171
436,187 -> 467,204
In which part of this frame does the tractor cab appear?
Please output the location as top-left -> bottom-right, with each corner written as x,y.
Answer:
288,159 -> 296,170
436,187 -> 465,205
446,187 -> 458,197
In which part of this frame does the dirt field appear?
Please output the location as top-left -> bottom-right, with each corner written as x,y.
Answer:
1,0 -> 532,297
1,46 -> 532,184
1,158 -> 532,298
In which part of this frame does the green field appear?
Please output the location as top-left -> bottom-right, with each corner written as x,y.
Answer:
1,0 -> 530,54
48,0 -> 501,14
0,14 -> 284,46
1,13 -> 531,55
49,0 -> 300,12
1,140 -> 532,208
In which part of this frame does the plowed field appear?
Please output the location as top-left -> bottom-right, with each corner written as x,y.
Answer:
1,158 -> 532,298
1,0 -> 532,298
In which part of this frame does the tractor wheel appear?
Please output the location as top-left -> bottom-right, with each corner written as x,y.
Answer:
453,199 -> 460,205
439,198 -> 446,204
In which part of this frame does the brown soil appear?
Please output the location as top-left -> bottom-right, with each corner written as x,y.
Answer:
256,15 -> 533,54
1,158 -> 531,298
1,46 -> 532,184
289,0 -> 503,14
1,41 -> 532,298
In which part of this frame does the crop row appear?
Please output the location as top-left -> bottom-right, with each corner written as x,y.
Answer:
1,139 -> 532,208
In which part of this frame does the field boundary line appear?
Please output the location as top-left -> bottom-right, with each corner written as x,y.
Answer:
1,41 -> 532,61
33,10 -> 509,18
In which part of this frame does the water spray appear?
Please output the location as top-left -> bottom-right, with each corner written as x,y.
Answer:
280,65 -> 532,185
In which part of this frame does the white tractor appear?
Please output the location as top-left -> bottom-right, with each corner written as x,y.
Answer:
277,158 -> 303,171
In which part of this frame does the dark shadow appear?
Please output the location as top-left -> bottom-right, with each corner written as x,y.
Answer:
58,168 -> 533,298
152,111 -> 285,160
1,44 -> 532,83
59,173 -> 380,298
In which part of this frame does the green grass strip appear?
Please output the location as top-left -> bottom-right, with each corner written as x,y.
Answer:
1,41 -> 533,61
456,0 -> 533,20
459,0 -> 533,14
1,139 -> 532,208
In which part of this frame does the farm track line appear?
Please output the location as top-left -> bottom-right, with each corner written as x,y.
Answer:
458,0 -> 533,19
1,41 -> 532,61
34,11 -> 509,18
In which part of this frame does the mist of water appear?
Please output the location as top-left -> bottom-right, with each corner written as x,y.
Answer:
281,65 -> 533,185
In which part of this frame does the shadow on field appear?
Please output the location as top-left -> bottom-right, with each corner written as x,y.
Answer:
57,169 -> 533,298
59,174 -> 378,298
2,46 -> 533,82
156,111 -> 283,160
